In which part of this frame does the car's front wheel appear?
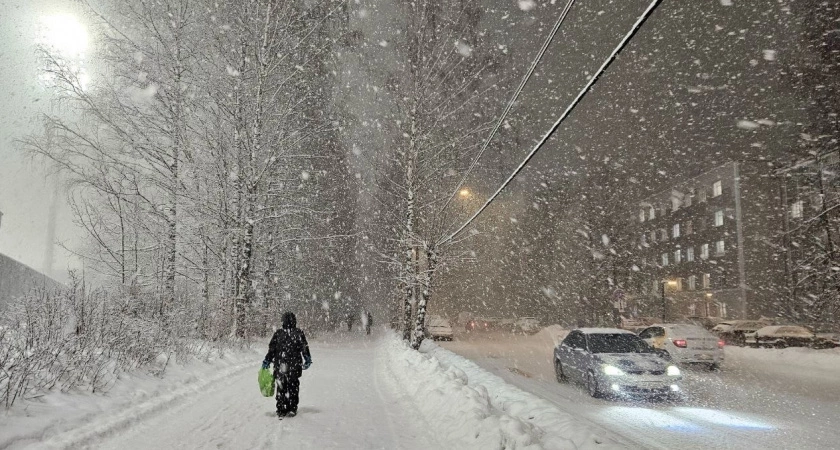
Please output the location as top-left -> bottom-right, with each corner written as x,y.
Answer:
586,371 -> 602,398
775,340 -> 788,349
554,359 -> 567,382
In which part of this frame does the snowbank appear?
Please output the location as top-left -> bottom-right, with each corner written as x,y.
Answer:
381,334 -> 618,450
725,345 -> 840,383
0,346 -> 262,449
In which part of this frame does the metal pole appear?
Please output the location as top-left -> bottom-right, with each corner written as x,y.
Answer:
661,281 -> 667,322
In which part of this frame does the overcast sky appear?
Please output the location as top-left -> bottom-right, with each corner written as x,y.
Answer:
0,0 -> 85,281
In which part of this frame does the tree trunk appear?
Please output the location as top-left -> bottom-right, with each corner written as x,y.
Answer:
411,246 -> 437,349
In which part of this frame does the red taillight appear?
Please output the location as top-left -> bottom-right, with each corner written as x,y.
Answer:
673,339 -> 688,348
717,340 -> 725,349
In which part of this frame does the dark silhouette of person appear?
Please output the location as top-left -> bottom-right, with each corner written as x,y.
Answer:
263,312 -> 312,418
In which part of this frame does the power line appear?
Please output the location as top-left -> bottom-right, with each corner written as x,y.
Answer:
437,0 -> 665,247
438,0 -> 577,216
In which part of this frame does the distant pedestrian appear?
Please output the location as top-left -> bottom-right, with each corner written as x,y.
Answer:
365,311 -> 373,335
263,312 -> 312,418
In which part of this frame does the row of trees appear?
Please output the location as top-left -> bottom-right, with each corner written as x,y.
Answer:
25,0 -> 355,338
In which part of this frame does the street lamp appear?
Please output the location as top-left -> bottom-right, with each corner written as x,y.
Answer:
459,188 -> 472,199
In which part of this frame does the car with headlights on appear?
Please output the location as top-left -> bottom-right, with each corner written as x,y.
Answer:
638,324 -> 724,370
553,328 -> 682,399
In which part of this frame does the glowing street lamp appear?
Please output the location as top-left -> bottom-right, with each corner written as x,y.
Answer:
459,188 -> 472,199
39,15 -> 89,59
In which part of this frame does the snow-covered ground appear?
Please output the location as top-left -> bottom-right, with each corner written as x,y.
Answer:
441,329 -> 840,450
3,330 -> 623,449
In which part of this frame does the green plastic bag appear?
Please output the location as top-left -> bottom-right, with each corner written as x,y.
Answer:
259,367 -> 275,397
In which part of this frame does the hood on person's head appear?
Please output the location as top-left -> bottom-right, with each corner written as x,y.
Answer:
282,312 -> 297,329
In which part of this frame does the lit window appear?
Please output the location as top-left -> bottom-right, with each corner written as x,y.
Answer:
715,210 -> 724,227
673,278 -> 683,291
639,209 -> 646,222
650,230 -> 657,243
791,201 -> 803,219
688,275 -> 697,290
673,224 -> 680,238
701,244 -> 709,259
648,207 -> 656,220
672,196 -> 681,212
716,240 -> 725,255
703,273 -> 711,289
673,249 -> 682,264
660,228 -> 668,242
718,302 -> 727,318
640,233 -> 647,246
687,247 -> 695,262
713,180 -> 722,197
662,253 -> 669,266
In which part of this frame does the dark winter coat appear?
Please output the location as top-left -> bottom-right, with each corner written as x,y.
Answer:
264,312 -> 311,379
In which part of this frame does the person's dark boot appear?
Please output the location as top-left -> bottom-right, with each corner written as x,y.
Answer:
277,411 -> 287,419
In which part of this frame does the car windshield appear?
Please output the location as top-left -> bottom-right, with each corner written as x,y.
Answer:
587,334 -> 654,354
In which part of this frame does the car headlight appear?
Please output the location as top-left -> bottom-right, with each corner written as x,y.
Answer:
667,365 -> 681,376
602,364 -> 625,376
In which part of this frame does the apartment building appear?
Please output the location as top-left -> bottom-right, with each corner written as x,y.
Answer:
621,161 -> 784,320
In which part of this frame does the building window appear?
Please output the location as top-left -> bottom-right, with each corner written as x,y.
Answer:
674,278 -> 683,291
640,233 -> 647,246
673,223 -> 680,238
701,244 -> 709,259
662,253 -> 669,266
639,209 -> 646,222
688,275 -> 697,290
650,230 -> 657,244
714,210 -> 724,227
716,240 -> 725,256
685,189 -> 694,207
674,249 -> 682,264
648,206 -> 655,221
713,180 -> 722,197
686,220 -> 693,235
718,302 -> 727,318
699,189 -> 707,203
703,273 -> 711,289
687,247 -> 695,262
672,196 -> 681,212
791,200 -> 803,219
660,228 -> 668,242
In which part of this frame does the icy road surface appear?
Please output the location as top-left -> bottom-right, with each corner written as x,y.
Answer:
57,334 -> 438,450
441,330 -> 840,450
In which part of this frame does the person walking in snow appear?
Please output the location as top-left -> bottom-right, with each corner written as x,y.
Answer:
263,312 -> 312,418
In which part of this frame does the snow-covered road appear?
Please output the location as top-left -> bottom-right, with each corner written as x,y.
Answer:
441,331 -> 840,450
38,334 -> 438,450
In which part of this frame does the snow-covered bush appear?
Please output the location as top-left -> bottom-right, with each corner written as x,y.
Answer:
0,282 -> 233,409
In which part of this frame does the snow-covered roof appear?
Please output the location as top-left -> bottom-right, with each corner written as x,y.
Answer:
576,328 -> 633,335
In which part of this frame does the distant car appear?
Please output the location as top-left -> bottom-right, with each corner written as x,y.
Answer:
711,321 -> 735,334
514,317 -> 541,334
553,328 -> 682,399
466,317 -> 492,332
426,316 -> 454,341
498,318 -> 516,331
638,324 -> 724,370
716,320 -> 768,346
745,325 -> 816,349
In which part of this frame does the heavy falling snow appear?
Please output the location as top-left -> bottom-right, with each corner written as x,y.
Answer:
1,0 -> 839,449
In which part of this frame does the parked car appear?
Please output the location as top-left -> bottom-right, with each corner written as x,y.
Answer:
638,324 -> 724,370
814,332 -> 839,349
514,317 -> 541,334
745,325 -> 817,349
426,316 -> 454,341
717,320 -> 768,346
498,318 -> 516,331
553,328 -> 682,399
711,321 -> 735,335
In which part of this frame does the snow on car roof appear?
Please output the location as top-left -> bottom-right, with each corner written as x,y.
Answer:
576,328 -> 633,334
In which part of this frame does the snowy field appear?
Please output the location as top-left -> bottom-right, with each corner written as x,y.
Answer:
441,328 -> 840,450
1,330 -> 624,449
